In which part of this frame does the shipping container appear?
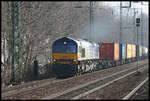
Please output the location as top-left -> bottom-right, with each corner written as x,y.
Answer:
136,45 -> 142,57
139,45 -> 142,57
136,45 -> 139,57
119,43 -> 127,60
131,44 -> 136,58
127,44 -> 132,59
122,44 -> 127,59
99,43 -> 119,60
119,44 -> 122,59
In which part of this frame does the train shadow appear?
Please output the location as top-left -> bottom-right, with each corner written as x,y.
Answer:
56,75 -> 73,79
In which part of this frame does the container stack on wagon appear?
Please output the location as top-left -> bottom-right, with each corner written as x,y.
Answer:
99,42 -> 120,67
99,43 -> 119,60
119,43 -> 127,64
127,44 -> 132,59
131,44 -> 136,60
139,45 -> 143,57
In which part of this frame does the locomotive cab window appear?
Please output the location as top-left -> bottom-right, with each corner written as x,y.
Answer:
81,48 -> 85,57
52,37 -> 77,53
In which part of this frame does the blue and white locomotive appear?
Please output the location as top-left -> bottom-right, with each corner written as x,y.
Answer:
52,37 -> 99,77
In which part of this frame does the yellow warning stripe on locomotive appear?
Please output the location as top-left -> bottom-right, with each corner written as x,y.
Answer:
52,53 -> 78,64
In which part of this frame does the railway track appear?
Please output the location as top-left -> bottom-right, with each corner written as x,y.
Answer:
74,68 -> 149,100
123,77 -> 149,100
79,65 -> 148,100
42,63 -> 148,99
2,59 -> 148,99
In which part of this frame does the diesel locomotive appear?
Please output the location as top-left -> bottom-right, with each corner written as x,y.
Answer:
52,37 -> 148,77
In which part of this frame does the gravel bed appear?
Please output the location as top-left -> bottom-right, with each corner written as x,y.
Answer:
81,66 -> 148,99
2,77 -> 56,93
3,59 -> 148,99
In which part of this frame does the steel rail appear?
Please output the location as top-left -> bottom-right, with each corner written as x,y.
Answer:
123,77 -> 148,100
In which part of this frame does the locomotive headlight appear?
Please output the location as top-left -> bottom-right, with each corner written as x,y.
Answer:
64,41 -> 67,44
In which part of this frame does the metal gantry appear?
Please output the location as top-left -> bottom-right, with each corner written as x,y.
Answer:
120,1 -> 145,46
120,1 -> 131,43
74,1 -> 94,41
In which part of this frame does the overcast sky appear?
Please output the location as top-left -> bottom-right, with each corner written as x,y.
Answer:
102,1 -> 148,15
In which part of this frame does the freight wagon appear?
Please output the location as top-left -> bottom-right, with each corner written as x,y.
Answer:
98,42 -> 120,68
126,44 -> 137,62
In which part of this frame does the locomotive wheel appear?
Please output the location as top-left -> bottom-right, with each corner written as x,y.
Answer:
76,72 -> 80,76
81,63 -> 85,73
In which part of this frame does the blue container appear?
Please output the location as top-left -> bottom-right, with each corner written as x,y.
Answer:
119,44 -> 122,59
136,45 -> 139,57
122,44 -> 127,59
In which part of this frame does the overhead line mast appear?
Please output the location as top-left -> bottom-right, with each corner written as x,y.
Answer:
11,1 -> 15,83
90,1 -> 94,41
17,1 -> 22,82
10,1 -> 22,84
120,2 -> 122,43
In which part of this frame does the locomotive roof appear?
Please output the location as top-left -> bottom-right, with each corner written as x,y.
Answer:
65,37 -> 98,45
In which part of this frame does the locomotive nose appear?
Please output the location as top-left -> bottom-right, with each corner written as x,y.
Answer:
52,53 -> 78,64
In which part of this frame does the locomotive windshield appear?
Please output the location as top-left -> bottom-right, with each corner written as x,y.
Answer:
52,38 -> 77,53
